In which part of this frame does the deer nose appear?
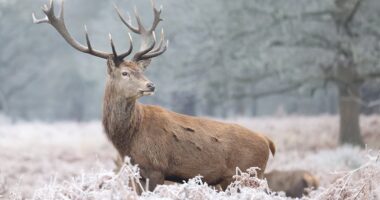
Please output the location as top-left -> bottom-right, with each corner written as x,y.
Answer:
146,82 -> 155,92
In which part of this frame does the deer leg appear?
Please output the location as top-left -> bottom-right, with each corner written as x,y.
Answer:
140,170 -> 165,192
220,177 -> 233,191
147,171 -> 165,191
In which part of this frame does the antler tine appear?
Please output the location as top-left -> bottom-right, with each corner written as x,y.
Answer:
32,13 -> 49,24
34,0 -> 135,61
114,0 -> 167,61
151,28 -> 164,53
134,6 -> 146,33
42,0 -> 54,17
114,4 -> 140,34
33,0 -> 111,59
58,0 -> 64,20
32,0 -> 53,23
117,33 -> 134,60
109,33 -> 118,58
141,40 -> 168,60
134,0 -> 166,60
84,25 -> 93,51
133,31 -> 157,61
149,0 -> 162,32
138,28 -> 168,60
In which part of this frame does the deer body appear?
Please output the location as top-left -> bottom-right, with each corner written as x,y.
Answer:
34,0 -> 275,192
104,90 -> 274,189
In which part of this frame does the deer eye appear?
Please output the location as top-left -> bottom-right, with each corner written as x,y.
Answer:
121,72 -> 129,77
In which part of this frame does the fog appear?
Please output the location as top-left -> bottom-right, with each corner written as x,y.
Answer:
1,1 -> 380,198
1,0 -> 379,121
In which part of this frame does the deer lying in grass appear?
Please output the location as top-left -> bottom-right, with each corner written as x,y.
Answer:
264,170 -> 319,198
33,0 -> 275,191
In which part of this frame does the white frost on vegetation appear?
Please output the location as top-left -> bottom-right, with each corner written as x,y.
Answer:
0,115 -> 379,199
27,152 -> 380,200
30,158 -> 287,200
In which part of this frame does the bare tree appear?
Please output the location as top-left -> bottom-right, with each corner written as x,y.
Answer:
236,0 -> 380,146
0,1 -> 45,115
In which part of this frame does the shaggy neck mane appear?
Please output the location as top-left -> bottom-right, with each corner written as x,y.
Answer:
102,82 -> 142,155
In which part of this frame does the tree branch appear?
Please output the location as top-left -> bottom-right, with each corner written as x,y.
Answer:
234,68 -> 281,84
346,87 -> 380,108
246,4 -> 333,21
358,71 -> 380,81
0,89 -> 8,113
269,31 -> 338,51
232,75 -> 318,99
232,66 -> 343,100
361,25 -> 380,39
345,0 -> 363,24
334,0 -> 364,36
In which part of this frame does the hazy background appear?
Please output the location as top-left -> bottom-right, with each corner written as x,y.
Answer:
1,0 -> 380,121
1,1 -> 380,199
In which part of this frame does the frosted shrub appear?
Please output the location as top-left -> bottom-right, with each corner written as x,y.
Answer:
227,167 -> 267,193
312,150 -> 380,200
149,167 -> 285,200
30,159 -> 287,200
151,176 -> 218,200
29,152 -> 380,200
0,173 -> 7,197
2,117 -> 379,199
32,157 -> 142,200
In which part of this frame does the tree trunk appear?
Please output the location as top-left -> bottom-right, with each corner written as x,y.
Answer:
338,84 -> 365,147
0,90 -> 8,115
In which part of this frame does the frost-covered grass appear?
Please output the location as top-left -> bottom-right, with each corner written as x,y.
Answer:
29,151 -> 380,200
0,115 -> 379,199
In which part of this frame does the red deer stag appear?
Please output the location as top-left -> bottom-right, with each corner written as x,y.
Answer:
33,0 -> 275,191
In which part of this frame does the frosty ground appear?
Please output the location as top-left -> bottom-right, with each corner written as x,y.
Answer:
0,115 -> 379,199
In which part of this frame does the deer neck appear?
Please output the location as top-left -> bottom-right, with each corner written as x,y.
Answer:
102,84 -> 142,155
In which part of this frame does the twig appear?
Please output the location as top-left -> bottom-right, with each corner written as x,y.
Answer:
146,178 -> 150,192
130,178 -> 137,193
353,183 -> 366,200
346,88 -> 380,108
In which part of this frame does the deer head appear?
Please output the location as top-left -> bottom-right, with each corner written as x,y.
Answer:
33,0 -> 168,99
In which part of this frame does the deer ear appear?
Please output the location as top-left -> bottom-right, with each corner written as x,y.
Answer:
137,60 -> 151,71
107,57 -> 117,74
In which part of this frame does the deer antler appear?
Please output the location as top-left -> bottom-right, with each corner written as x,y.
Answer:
114,0 -> 168,61
32,0 -> 133,61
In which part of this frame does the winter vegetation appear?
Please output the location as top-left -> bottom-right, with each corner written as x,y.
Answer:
0,115 -> 379,199
1,0 -> 380,199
